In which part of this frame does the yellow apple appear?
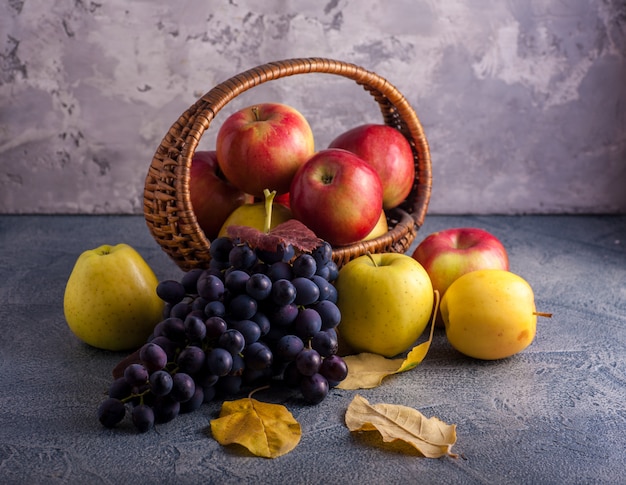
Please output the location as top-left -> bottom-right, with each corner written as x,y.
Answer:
334,253 -> 434,358
441,269 -> 538,360
361,210 -> 388,241
218,202 -> 292,237
64,244 -> 164,351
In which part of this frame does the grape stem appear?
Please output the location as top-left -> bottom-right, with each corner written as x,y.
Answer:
263,188 -> 277,234
248,385 -> 271,399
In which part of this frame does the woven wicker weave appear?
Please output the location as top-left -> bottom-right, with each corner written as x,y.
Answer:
144,57 -> 432,272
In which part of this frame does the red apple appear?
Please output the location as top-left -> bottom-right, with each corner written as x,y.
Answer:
328,124 -> 415,209
289,148 -> 383,246
412,227 -> 509,301
216,102 -> 315,197
189,151 -> 252,240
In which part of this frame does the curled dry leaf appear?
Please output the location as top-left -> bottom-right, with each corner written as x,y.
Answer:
337,291 -> 438,390
345,394 -> 457,458
210,397 -> 301,459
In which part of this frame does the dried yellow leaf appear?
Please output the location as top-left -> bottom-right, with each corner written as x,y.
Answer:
210,397 -> 301,458
345,394 -> 457,458
337,294 -> 438,390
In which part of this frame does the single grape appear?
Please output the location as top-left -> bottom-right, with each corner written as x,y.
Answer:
153,396 -> 180,424
191,296 -> 209,313
267,302 -> 299,327
313,300 -> 341,329
181,268 -> 205,294
312,241 -> 333,267
131,404 -> 155,432
210,236 -> 235,262
229,243 -> 257,270
282,361 -> 302,387
281,244 -> 296,262
97,398 -> 126,428
271,279 -> 297,306
160,316 -> 187,343
183,314 -> 207,341
229,293 -> 258,320
325,260 -> 339,282
245,273 -> 272,300
319,354 -> 349,387
295,348 -> 322,376
326,283 -> 338,303
149,335 -> 177,361
180,387 -> 204,414
251,311 -> 271,336
149,369 -> 173,396
203,384 -> 217,403
195,371 -> 219,389
170,372 -> 196,402
300,373 -> 329,404
256,243 -> 290,264
209,258 -> 231,271
225,269 -> 250,294
244,341 -> 273,370
311,275 -> 332,301
218,328 -> 246,355
176,345 -> 205,375
292,277 -> 320,306
267,261 -> 293,282
206,348 -> 234,376
311,329 -> 339,357
197,272 -> 225,301
294,308 -> 323,340
139,342 -> 168,372
276,334 -> 305,361
229,353 -> 246,376
216,375 -> 243,396
108,377 -> 132,400
292,253 -> 317,278
169,300 -> 192,320
124,363 -> 149,387
205,316 -> 228,340
156,279 -> 186,304
204,300 -> 226,318
229,319 -> 261,345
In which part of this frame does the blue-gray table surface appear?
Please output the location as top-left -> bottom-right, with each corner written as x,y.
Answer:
0,214 -> 624,485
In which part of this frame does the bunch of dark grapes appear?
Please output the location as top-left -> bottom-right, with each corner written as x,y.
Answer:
97,237 -> 349,432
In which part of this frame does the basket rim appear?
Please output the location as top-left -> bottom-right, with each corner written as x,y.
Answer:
144,57 -> 432,271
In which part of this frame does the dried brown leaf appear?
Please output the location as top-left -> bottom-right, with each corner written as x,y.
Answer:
345,394 -> 457,458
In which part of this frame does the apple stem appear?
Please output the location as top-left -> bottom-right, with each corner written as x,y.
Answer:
251,106 -> 260,121
365,251 -> 377,267
533,311 -> 553,318
263,188 -> 277,234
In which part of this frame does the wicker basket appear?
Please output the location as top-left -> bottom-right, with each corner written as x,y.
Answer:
144,57 -> 432,272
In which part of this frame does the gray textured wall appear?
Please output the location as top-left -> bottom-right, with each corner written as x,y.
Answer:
2,0 -> 625,215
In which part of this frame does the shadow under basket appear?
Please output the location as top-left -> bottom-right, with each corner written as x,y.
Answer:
144,57 -> 432,272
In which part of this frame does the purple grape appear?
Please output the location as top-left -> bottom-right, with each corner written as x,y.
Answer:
300,373 -> 329,404
97,398 -> 126,428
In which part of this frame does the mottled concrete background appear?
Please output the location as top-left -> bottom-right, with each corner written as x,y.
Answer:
1,0 -> 625,214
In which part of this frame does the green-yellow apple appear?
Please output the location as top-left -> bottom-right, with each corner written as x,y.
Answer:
216,102 -> 315,197
189,150 -> 253,240
334,253 -> 434,358
361,210 -> 388,241
289,148 -> 384,247
64,244 -> 164,351
441,269 -> 542,360
218,201 -> 292,237
329,124 -> 415,209
412,227 -> 508,326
